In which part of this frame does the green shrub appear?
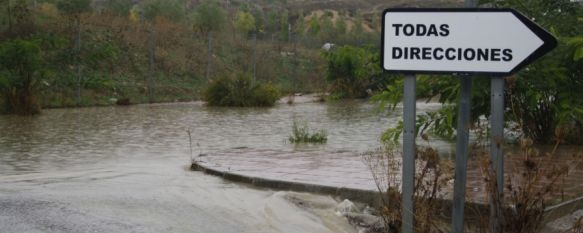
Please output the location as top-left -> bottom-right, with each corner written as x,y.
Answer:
251,82 -> 280,106
204,74 -> 280,107
322,45 -> 395,99
288,120 -> 327,144
0,39 -> 44,115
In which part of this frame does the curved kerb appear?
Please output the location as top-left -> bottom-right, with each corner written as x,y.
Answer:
191,161 -> 581,223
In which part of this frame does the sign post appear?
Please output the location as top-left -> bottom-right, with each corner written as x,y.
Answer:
489,76 -> 505,231
452,75 -> 472,232
454,1 -> 476,231
381,7 -> 557,233
401,74 -> 416,233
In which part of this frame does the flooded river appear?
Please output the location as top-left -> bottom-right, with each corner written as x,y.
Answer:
0,100 -> 444,233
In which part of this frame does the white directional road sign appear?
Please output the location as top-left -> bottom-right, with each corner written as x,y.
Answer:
381,8 -> 557,75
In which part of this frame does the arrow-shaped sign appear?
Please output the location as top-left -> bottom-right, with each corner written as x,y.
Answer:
381,8 -> 557,75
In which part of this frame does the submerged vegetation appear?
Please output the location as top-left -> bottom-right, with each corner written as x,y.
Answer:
204,74 -> 279,107
288,120 -> 327,144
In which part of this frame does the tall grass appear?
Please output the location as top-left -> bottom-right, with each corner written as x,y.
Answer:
288,120 -> 327,144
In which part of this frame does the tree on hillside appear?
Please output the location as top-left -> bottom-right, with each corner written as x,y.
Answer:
370,13 -> 379,32
192,0 -> 226,37
192,0 -> 226,81
142,0 -> 187,23
234,11 -> 255,36
0,0 -> 14,33
250,8 -> 264,34
307,17 -> 319,37
101,0 -> 133,17
323,45 -> 373,98
335,16 -> 347,36
264,10 -> 278,39
57,0 -> 91,19
0,39 -> 44,115
280,9 -> 289,42
353,10 -> 364,45
294,10 -> 305,40
319,15 -> 334,43
57,0 -> 91,105
1,0 -> 35,36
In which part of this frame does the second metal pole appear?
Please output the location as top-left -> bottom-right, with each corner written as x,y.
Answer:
402,74 -> 416,233
490,76 -> 505,232
452,76 -> 472,233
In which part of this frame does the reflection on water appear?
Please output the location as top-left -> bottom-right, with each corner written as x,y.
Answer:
0,100 -> 445,175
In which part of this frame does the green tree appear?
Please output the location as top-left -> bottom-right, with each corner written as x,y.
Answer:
141,0 -> 186,22
294,10 -> 305,39
280,10 -> 289,41
0,0 -> 15,33
370,13 -> 379,32
352,10 -> 364,44
57,0 -> 90,18
101,0 -> 133,17
322,45 -> 380,98
265,10 -> 278,35
234,11 -> 256,35
251,8 -> 264,33
57,0 -> 91,105
192,0 -> 226,82
318,16 -> 334,42
1,0 -> 34,36
192,0 -> 226,36
307,17 -> 319,37
484,0 -> 583,144
335,17 -> 347,36
0,39 -> 44,115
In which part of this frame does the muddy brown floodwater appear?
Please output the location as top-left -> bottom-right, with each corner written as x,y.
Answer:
6,100 -> 576,233
0,100 -> 445,233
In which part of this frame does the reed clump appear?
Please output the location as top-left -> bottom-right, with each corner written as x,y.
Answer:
288,120 -> 327,144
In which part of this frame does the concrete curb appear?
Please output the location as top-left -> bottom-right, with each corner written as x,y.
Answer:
191,161 -> 382,207
544,195 -> 583,223
191,160 -> 581,222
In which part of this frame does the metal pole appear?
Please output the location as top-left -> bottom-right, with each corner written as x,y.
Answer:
452,1 -> 476,231
402,74 -> 416,233
490,76 -> 505,232
452,75 -> 472,233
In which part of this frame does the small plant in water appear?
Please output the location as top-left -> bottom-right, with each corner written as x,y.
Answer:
288,120 -> 327,144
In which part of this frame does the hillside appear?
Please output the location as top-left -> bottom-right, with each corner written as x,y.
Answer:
0,0 -> 461,111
